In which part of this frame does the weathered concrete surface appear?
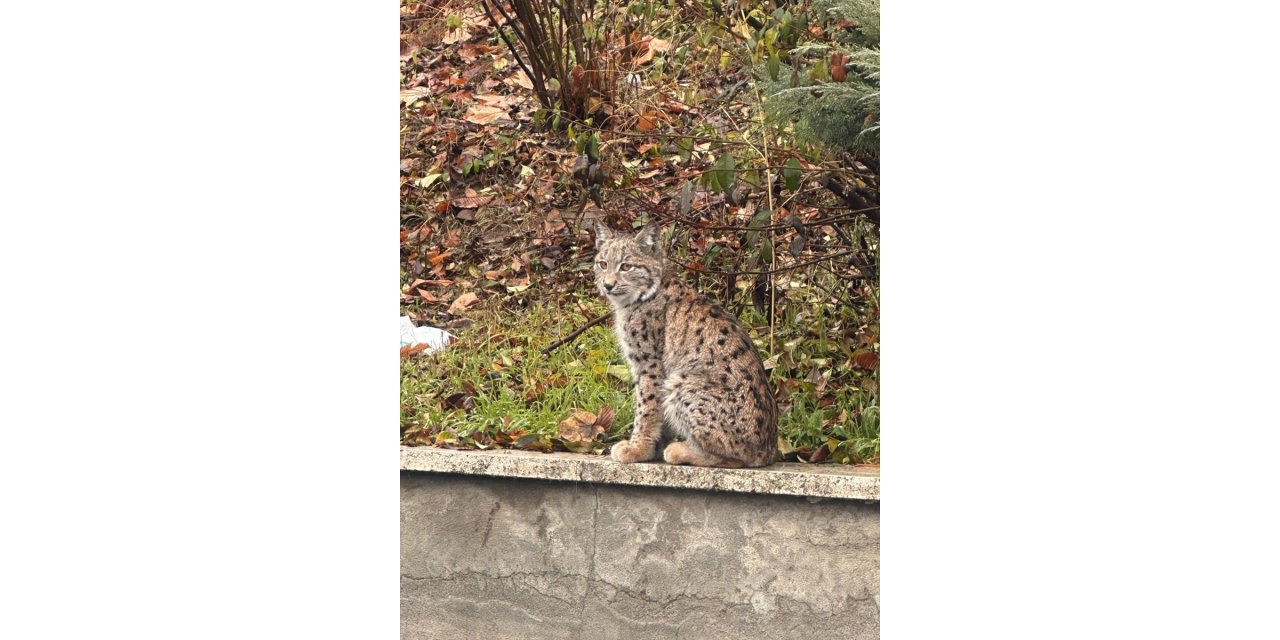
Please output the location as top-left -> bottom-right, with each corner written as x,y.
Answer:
401,472 -> 879,640
401,446 -> 880,501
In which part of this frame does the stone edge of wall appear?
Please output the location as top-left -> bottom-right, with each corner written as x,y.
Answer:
400,446 -> 879,501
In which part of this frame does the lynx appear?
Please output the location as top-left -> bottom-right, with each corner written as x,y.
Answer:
594,222 -> 777,468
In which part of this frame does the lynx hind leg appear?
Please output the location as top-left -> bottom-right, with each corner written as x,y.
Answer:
662,440 -> 744,468
659,388 -> 746,468
661,377 -> 775,468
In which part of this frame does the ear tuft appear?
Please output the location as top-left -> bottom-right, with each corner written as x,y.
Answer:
594,221 -> 612,249
636,223 -> 662,254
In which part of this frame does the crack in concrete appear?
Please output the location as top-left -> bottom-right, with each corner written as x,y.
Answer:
402,570 -> 587,609
574,483 -> 602,639
478,500 -> 500,548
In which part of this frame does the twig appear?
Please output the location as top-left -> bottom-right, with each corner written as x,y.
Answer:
480,0 -> 543,103
668,250 -> 856,276
823,176 -> 880,227
540,311 -> 613,355
632,198 -> 880,232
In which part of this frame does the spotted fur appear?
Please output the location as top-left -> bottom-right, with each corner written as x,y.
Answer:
594,222 -> 778,468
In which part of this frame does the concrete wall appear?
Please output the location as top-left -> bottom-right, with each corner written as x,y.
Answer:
401,471 -> 879,640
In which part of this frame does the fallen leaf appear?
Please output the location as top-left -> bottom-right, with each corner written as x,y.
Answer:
807,444 -> 831,463
504,70 -> 534,90
451,195 -> 494,208
443,392 -> 473,410
558,409 -> 599,443
414,278 -> 453,287
464,104 -> 506,124
441,27 -> 470,45
595,406 -> 616,431
777,436 -> 796,456
457,42 -> 491,63
557,406 -> 616,444
400,343 -> 431,358
852,350 -> 879,370
400,87 -> 430,104
474,93 -> 523,108
448,292 -> 480,315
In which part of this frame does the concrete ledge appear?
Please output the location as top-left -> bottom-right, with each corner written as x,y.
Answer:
400,445 -> 879,501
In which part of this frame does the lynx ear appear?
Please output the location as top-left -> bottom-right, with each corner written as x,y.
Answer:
594,221 -> 612,249
635,223 -> 663,255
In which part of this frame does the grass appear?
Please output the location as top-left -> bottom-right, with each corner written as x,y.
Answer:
401,278 -> 880,465
401,299 -> 634,454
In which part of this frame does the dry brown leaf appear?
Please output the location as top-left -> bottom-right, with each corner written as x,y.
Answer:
457,42 -> 491,63
464,104 -> 506,124
558,409 -> 607,444
504,71 -> 534,90
441,27 -> 470,45
807,444 -> 831,463
852,350 -> 879,370
474,93 -> 523,108
400,87 -> 430,104
633,36 -> 672,66
594,406 -> 616,431
400,343 -> 431,358
451,195 -> 494,208
414,278 -> 453,287
448,292 -> 480,315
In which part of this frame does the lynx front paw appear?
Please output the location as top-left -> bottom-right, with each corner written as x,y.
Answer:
610,439 -> 657,463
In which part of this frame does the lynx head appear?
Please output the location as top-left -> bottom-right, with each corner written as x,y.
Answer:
593,221 -> 665,306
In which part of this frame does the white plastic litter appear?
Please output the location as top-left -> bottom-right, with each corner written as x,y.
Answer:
400,316 -> 454,353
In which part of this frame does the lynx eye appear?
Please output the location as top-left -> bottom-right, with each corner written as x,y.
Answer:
596,260 -> 607,269
619,263 -> 634,271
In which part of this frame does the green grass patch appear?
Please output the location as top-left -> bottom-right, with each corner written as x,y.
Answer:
401,287 -> 879,465
401,301 -> 633,454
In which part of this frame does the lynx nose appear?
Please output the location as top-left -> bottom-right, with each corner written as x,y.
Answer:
604,282 -> 616,292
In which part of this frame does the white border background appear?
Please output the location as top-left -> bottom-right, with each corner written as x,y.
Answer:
2,1 -> 1277,637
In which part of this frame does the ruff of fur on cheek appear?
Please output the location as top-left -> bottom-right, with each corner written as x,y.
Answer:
638,279 -> 660,303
